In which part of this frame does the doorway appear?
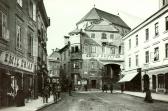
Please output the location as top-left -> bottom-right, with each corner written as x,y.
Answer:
91,80 -> 96,88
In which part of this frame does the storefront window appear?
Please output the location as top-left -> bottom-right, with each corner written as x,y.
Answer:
158,74 -> 164,88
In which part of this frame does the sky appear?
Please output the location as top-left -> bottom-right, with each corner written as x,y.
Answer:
44,0 -> 159,55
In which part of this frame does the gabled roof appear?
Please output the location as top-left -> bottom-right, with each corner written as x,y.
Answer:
77,8 -> 130,29
85,24 -> 118,32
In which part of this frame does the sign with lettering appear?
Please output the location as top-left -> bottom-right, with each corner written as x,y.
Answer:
0,51 -> 34,72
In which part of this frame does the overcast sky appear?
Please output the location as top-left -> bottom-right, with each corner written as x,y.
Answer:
44,0 -> 159,55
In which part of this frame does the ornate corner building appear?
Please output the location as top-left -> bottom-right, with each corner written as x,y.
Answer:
60,8 -> 130,90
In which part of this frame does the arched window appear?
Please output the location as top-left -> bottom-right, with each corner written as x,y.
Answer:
101,33 -> 107,39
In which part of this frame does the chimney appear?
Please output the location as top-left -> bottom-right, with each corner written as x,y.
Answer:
64,36 -> 70,45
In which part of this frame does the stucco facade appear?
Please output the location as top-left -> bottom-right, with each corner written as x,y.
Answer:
123,2 -> 168,93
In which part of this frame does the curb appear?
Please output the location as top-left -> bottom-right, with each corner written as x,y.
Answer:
120,92 -> 168,103
35,98 -> 62,111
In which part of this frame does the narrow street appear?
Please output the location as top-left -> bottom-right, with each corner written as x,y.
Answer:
39,92 -> 168,111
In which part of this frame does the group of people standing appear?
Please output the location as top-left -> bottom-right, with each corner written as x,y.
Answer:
42,84 -> 61,103
102,84 -> 114,93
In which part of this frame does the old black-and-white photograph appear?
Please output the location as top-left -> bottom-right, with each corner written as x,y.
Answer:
0,0 -> 168,111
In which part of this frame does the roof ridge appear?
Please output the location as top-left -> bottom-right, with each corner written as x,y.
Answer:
94,8 -> 119,17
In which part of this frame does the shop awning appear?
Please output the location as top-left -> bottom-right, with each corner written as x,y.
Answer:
118,73 -> 138,83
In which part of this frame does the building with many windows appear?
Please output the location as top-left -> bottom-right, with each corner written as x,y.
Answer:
48,48 -> 61,85
120,0 -> 168,93
64,7 -> 130,90
0,0 -> 49,107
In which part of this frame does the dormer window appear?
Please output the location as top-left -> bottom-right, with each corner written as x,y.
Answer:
101,33 -> 107,39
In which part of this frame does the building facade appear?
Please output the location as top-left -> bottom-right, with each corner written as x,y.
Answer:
0,0 -> 49,107
36,0 -> 50,95
59,42 -> 71,91
121,0 -> 168,93
48,48 -> 61,84
67,8 -> 130,90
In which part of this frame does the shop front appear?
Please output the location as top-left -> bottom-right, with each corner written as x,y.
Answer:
0,51 -> 35,107
143,66 -> 168,93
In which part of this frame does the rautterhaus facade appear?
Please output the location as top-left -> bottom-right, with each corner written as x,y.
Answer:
66,8 -> 130,90
121,0 -> 168,93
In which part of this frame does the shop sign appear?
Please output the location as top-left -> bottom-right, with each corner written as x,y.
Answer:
0,51 -> 34,72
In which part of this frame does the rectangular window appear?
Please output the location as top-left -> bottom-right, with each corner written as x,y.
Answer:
101,33 -> 107,39
155,22 -> 159,36
165,16 -> 168,31
91,46 -> 96,53
28,32 -> 33,56
129,39 -> 131,49
136,55 -> 139,66
163,0 -> 166,6
75,46 -> 79,52
16,25 -> 22,49
110,47 -> 115,54
145,28 -> 149,41
17,0 -> 23,7
136,35 -> 138,46
154,47 -> 159,61
165,43 -> 168,58
129,57 -> 131,68
71,47 -> 74,53
110,34 -> 114,39
145,51 -> 149,63
0,11 -> 7,39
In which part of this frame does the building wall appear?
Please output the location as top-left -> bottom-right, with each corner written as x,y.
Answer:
124,5 -> 168,93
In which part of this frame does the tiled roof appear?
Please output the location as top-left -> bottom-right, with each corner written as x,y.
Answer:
77,8 -> 130,29
85,24 -> 118,32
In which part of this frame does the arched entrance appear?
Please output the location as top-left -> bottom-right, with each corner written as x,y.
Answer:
102,64 -> 121,89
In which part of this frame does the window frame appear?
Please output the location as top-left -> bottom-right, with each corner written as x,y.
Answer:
165,16 -> 168,31
129,39 -> 131,49
129,57 -> 131,68
16,24 -> 22,49
101,33 -> 107,39
145,28 -> 149,41
154,47 -> 159,61
136,55 -> 139,66
165,43 -> 168,58
145,51 -> 149,63
136,35 -> 138,46
155,22 -> 159,36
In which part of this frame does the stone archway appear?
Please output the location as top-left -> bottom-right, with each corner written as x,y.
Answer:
102,63 -> 121,89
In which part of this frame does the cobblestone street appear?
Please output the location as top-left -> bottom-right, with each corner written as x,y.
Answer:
39,92 -> 168,111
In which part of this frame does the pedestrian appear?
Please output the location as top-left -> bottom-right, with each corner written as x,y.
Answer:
121,84 -> 124,93
52,84 -> 58,103
15,89 -> 25,107
57,84 -> 61,99
84,85 -> 87,91
104,84 -> 108,93
110,83 -> 113,94
69,81 -> 72,96
43,86 -> 49,103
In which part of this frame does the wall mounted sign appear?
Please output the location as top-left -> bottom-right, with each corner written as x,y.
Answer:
0,51 -> 34,72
